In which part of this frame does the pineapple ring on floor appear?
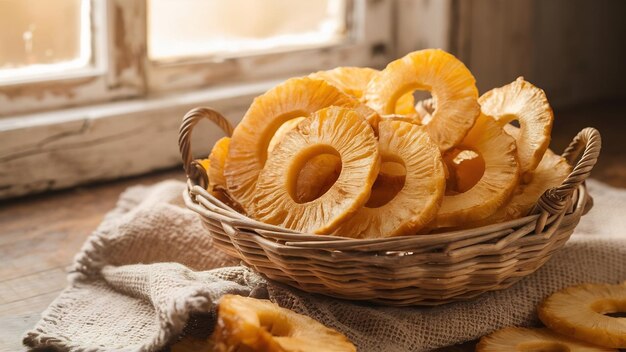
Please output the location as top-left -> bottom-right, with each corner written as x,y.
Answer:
251,106 -> 380,234
479,76 -> 554,176
225,77 -> 379,211
538,283 -> 626,349
208,137 -> 230,192
477,327 -> 617,352
435,114 -> 519,227
332,120 -> 445,238
310,66 -> 416,115
212,295 -> 357,352
365,49 -> 480,151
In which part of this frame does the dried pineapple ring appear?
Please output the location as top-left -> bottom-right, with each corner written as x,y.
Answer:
251,106 -> 380,234
333,120 -> 445,238
310,66 -> 416,115
225,77 -> 379,210
475,147 -> 571,225
538,283 -> 626,349
365,49 -> 480,151
479,77 -> 554,176
477,327 -> 616,352
212,295 -> 356,352
208,137 -> 230,191
435,114 -> 519,227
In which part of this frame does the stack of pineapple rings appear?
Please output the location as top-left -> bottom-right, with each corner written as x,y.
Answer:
202,49 -> 571,238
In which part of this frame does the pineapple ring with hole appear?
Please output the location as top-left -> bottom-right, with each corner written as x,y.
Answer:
269,117 -> 342,203
435,114 -> 520,228
538,283 -> 626,349
365,49 -> 480,151
477,327 -> 617,352
309,66 -> 416,115
212,295 -> 356,352
251,106 -> 380,234
225,77 -> 379,211
479,77 -> 554,178
208,137 -> 230,192
332,120 -> 445,238
472,147 -> 571,226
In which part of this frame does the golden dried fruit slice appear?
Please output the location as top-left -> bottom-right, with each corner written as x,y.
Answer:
478,147 -> 571,224
225,77 -> 378,211
477,327 -> 616,352
212,295 -> 356,352
251,106 -> 380,234
208,137 -> 230,191
333,120 -> 445,238
479,77 -> 554,176
538,283 -> 626,349
309,67 -> 416,115
435,114 -> 519,227
365,49 -> 480,151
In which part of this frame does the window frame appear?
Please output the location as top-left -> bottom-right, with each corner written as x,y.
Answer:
0,0 -> 396,116
0,0 -> 146,117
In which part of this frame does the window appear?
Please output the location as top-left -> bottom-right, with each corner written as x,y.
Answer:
0,0 -> 407,199
0,0 -> 394,115
0,0 -> 91,82
148,0 -> 348,61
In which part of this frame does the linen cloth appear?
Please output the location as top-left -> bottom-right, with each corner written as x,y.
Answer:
23,179 -> 626,351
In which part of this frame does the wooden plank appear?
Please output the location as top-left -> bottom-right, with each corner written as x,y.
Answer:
394,0 -> 452,57
0,82 -> 268,199
0,268 -> 67,305
451,0 -> 626,105
0,292 -> 61,352
530,0 -> 626,106
455,0 -> 534,94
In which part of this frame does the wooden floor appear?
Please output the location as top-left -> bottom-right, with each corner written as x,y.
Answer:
0,102 -> 624,352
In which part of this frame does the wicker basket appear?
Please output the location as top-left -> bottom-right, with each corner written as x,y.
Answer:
179,107 -> 601,306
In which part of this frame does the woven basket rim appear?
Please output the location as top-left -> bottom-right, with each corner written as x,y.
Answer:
177,107 -> 601,305
178,106 -> 601,244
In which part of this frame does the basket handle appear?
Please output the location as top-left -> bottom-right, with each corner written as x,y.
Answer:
178,107 -> 234,188
534,127 -> 601,218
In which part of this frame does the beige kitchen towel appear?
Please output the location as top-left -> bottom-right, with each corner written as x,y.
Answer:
23,180 -> 626,352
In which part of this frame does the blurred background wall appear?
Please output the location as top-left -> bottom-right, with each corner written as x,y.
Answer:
448,0 -> 626,107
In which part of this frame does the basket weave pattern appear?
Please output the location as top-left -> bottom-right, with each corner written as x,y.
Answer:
179,107 -> 601,306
